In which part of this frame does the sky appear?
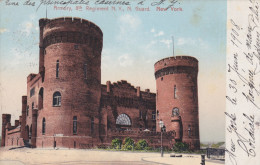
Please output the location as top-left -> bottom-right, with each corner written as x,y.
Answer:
0,0 -> 226,143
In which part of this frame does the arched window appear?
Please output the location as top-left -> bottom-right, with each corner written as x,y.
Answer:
116,114 -> 131,126
172,107 -> 179,116
42,118 -> 46,135
91,117 -> 94,134
53,91 -> 61,106
73,116 -> 77,134
56,60 -> 59,78
38,88 -> 44,110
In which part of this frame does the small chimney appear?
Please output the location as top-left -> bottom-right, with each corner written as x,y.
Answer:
106,81 -> 111,93
19,116 -> 22,125
137,87 -> 140,97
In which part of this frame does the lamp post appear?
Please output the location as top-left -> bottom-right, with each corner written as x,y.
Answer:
159,120 -> 164,157
188,125 -> 191,138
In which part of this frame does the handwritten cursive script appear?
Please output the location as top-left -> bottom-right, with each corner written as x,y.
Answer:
226,0 -> 259,164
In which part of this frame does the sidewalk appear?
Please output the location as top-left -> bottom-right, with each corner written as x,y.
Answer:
142,153 -> 224,165
0,147 -> 225,165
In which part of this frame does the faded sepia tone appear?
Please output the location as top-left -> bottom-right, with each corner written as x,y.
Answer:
0,0 -> 227,164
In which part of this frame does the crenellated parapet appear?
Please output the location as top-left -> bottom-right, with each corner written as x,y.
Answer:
40,17 -> 102,37
102,80 -> 154,98
101,80 -> 156,109
27,73 -> 37,83
39,17 -> 103,52
154,56 -> 198,79
154,55 -> 198,68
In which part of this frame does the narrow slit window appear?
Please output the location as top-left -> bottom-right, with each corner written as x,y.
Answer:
84,64 -> 87,79
56,60 -> 59,78
174,85 -> 177,99
73,116 -> 77,134
192,86 -> 196,101
188,125 -> 191,138
139,110 -> 142,119
152,111 -> 156,120
26,106 -> 29,116
91,117 -> 94,134
42,118 -> 46,135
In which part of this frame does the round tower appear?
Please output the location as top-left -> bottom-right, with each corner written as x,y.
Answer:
154,56 -> 200,150
37,17 -> 103,148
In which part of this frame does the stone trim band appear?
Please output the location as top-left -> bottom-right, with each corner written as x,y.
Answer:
155,66 -> 198,79
43,31 -> 102,50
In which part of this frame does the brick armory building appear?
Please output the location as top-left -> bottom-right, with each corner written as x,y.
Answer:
1,17 -> 200,150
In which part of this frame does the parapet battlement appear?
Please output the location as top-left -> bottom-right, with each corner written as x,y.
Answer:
39,17 -> 103,36
154,55 -> 198,66
154,55 -> 199,73
103,80 -> 155,98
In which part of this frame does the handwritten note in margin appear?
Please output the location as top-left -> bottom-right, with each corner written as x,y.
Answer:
226,0 -> 260,165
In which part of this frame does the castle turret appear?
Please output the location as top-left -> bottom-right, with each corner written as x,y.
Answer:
1,114 -> 11,146
36,17 -> 103,148
154,56 -> 200,150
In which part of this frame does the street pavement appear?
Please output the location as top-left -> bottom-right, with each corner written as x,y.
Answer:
0,147 -> 224,165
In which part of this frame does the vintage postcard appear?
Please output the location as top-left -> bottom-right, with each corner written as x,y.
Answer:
0,0 -> 258,165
